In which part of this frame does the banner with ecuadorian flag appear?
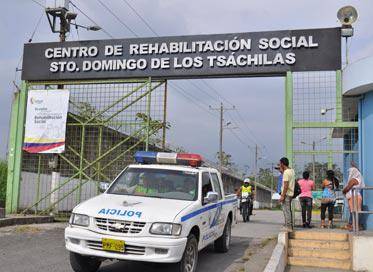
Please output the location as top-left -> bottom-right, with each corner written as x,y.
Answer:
23,89 -> 70,153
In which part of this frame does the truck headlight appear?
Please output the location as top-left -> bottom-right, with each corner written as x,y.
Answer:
150,223 -> 182,236
70,213 -> 90,227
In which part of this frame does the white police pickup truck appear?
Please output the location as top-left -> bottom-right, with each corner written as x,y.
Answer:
65,151 -> 237,272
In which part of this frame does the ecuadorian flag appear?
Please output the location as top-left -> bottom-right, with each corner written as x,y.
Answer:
23,137 -> 65,153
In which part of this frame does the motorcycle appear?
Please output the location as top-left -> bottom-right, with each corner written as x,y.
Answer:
240,192 -> 252,222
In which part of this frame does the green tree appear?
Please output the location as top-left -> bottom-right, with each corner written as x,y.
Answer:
215,151 -> 234,167
302,162 -> 343,189
0,160 -> 7,207
257,167 -> 276,189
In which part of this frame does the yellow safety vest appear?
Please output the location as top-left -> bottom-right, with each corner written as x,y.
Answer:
135,185 -> 157,194
241,185 -> 252,194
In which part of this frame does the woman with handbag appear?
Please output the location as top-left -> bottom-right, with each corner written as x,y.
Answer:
320,170 -> 339,228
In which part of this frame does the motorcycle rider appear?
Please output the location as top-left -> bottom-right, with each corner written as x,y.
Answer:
237,178 -> 255,215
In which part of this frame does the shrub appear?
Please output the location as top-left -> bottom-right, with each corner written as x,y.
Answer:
0,160 -> 7,207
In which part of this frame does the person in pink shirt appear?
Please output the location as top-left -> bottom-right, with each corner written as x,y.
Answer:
298,171 -> 316,228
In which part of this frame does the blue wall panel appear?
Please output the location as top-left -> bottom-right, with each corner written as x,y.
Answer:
361,91 -> 373,229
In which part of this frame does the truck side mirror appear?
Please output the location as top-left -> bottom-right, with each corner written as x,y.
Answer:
204,191 -> 219,204
99,182 -> 109,193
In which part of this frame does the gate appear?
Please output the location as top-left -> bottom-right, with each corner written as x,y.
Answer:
288,70 -> 359,188
8,79 -> 167,215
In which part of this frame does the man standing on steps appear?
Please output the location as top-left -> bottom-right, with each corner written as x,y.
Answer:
279,157 -> 295,231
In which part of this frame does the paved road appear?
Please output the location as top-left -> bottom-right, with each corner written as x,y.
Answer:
0,210 -> 282,272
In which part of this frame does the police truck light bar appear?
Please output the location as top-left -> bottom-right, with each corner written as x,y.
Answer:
134,151 -> 203,167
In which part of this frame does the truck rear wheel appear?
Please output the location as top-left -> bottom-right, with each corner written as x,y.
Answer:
214,217 -> 231,253
177,234 -> 198,272
69,252 -> 101,272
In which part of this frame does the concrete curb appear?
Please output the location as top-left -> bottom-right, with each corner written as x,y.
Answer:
263,232 -> 288,272
0,215 -> 54,228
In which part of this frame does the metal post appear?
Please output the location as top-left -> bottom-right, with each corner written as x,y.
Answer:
345,37 -> 349,66
50,171 -> 60,214
271,163 -> 274,209
162,80 -> 168,151
336,70 -> 342,123
312,141 -> 316,181
354,189 -> 359,234
96,126 -> 103,194
35,155 -> 42,213
254,144 -> 258,201
6,81 -> 28,214
77,125 -> 86,204
48,15 -> 68,213
327,131 -> 333,170
285,71 -> 293,167
219,103 -> 223,173
351,188 -> 356,233
145,77 -> 152,151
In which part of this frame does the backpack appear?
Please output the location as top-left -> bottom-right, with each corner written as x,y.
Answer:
293,181 -> 301,199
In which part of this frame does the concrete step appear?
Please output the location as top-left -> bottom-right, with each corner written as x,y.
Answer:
288,256 -> 351,270
290,231 -> 348,241
288,247 -> 350,260
289,239 -> 350,250
286,265 -> 352,272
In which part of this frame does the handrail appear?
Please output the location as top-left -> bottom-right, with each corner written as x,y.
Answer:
351,187 -> 373,235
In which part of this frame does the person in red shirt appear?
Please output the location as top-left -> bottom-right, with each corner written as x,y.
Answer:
298,171 -> 315,228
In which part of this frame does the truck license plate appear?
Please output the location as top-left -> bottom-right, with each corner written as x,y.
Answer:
102,238 -> 125,253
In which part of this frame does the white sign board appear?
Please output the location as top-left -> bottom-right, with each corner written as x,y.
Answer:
23,89 -> 70,153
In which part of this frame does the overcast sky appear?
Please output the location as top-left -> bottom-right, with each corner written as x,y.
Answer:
1,0 -> 373,173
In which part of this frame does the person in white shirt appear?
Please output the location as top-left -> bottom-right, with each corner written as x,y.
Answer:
343,162 -> 365,231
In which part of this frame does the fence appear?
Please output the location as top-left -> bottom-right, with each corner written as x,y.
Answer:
288,71 -> 359,190
11,78 -> 167,216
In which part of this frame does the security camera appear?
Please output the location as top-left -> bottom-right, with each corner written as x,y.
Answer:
321,109 -> 327,115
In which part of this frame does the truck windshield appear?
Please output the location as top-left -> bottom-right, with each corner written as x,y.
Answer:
107,168 -> 198,201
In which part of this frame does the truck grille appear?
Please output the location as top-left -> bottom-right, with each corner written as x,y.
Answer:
95,217 -> 146,234
86,240 -> 145,255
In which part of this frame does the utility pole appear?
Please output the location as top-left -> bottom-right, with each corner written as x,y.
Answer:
209,103 -> 235,173
45,1 -> 72,215
44,0 -> 101,214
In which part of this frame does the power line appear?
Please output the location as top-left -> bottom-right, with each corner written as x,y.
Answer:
68,1 -> 266,164
30,0 -> 45,8
14,9 -> 45,80
70,1 -> 115,38
28,11 -> 44,42
200,80 -> 235,107
114,0 -> 264,155
169,83 -> 219,119
96,0 -> 138,37
70,4 -> 81,40
198,79 -> 272,159
121,0 -> 158,36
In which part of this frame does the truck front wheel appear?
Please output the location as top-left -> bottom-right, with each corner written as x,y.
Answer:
69,252 -> 101,272
177,234 -> 198,272
214,217 -> 231,253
